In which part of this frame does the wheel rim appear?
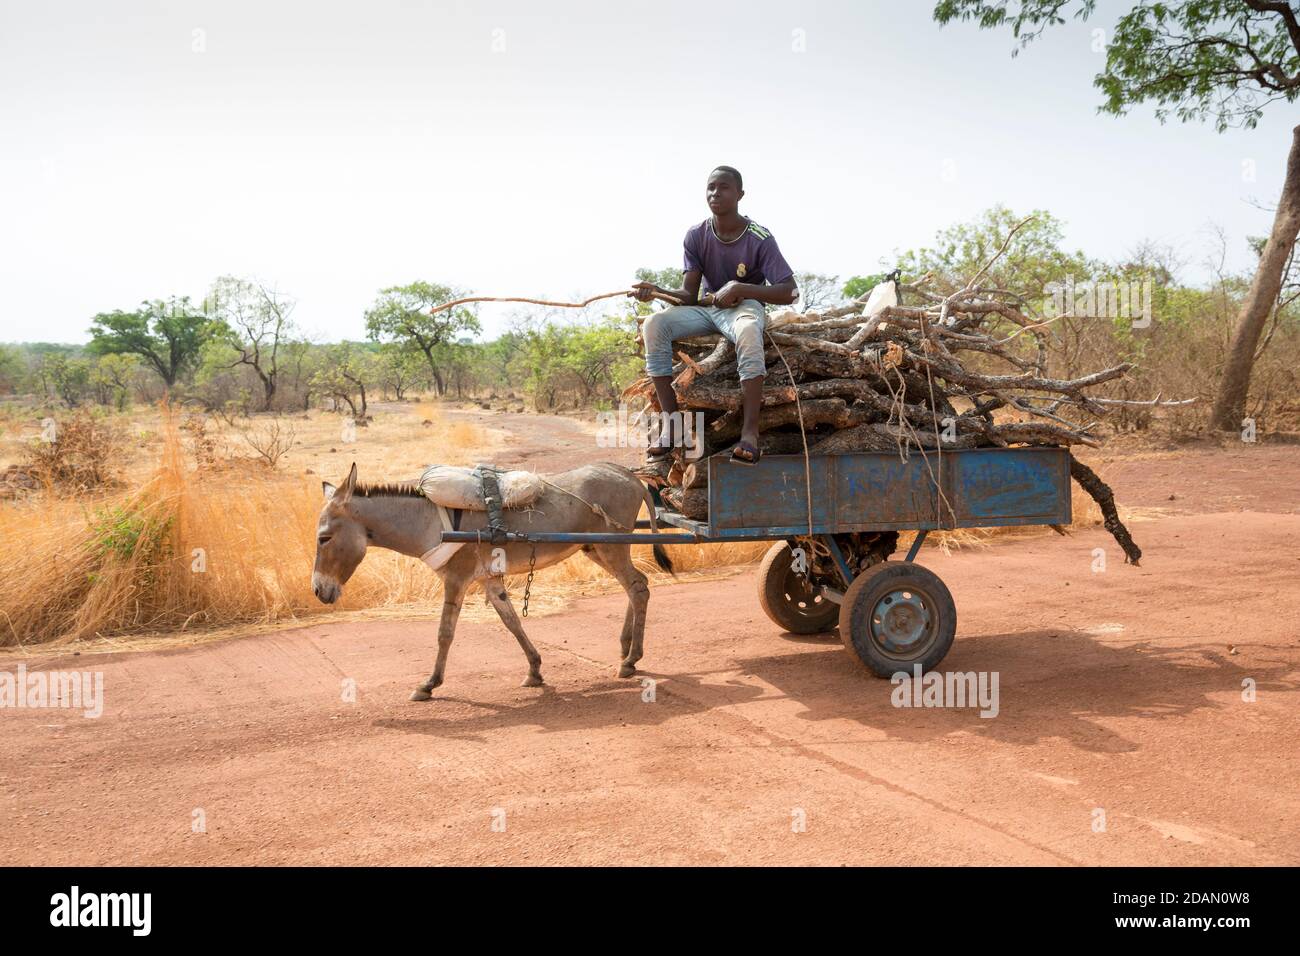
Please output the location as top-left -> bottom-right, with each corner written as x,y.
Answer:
781,565 -> 833,620
869,587 -> 935,657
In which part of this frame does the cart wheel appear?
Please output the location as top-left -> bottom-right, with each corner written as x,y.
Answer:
757,541 -> 839,634
838,561 -> 956,677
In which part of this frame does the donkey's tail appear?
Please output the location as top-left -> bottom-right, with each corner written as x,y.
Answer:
639,481 -> 660,532
639,480 -> 676,577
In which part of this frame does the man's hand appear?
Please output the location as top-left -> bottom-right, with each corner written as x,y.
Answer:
712,281 -> 747,308
628,281 -> 660,303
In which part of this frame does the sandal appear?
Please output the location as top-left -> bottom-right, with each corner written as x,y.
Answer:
730,441 -> 761,466
644,443 -> 676,465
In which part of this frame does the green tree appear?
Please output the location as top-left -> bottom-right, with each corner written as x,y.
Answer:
313,342 -> 377,418
432,339 -> 480,399
209,276 -> 297,411
280,337 -> 322,411
474,332 -> 525,397
558,316 -> 641,403
90,354 -> 139,411
933,0 -> 1300,429
40,354 -> 91,408
87,297 -> 221,388
0,345 -> 28,395
377,343 -> 429,400
363,282 -> 480,396
510,315 -> 641,409
842,273 -> 888,301
894,205 -> 1094,296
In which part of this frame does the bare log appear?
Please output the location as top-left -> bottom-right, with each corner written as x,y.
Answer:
707,398 -> 871,445
1068,453 -> 1142,565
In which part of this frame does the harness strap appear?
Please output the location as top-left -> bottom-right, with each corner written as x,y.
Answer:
475,464 -> 508,545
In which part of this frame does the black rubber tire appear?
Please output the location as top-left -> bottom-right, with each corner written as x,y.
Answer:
838,561 -> 956,677
757,541 -> 840,634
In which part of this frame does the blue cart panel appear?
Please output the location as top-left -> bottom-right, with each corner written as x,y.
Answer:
655,446 -> 1071,539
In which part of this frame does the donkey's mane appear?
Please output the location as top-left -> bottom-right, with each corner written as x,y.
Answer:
354,481 -> 426,499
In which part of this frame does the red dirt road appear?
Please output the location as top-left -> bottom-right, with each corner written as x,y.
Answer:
2,415 -> 1298,865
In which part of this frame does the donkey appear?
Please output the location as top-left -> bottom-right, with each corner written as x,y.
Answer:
311,462 -> 673,700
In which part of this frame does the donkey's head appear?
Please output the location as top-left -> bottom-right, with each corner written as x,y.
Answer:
313,462 -> 366,604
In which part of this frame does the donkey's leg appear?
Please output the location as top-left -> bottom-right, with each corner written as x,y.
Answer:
591,543 -> 650,678
484,577 -> 545,687
410,576 -> 469,701
583,546 -> 634,661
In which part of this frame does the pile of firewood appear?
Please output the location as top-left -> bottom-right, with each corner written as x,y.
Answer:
626,238 -> 1183,565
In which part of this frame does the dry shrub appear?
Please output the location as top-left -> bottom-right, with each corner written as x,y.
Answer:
240,418 -> 297,467
0,465 -> 41,500
23,412 -> 123,492
180,415 -> 223,467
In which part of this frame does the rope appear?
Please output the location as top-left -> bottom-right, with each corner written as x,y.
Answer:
765,332 -> 814,536
538,477 -> 633,531
919,308 -> 953,529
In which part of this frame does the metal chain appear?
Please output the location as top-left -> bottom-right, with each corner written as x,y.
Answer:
521,543 -> 537,618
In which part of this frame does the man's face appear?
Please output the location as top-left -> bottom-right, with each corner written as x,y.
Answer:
706,172 -> 742,217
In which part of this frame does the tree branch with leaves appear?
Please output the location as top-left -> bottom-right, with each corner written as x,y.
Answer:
363,282 -> 481,397
933,0 -> 1300,430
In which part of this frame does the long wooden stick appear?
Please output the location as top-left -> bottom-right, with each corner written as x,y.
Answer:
426,289 -> 703,315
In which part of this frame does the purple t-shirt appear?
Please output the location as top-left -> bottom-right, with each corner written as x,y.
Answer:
683,217 -> 795,295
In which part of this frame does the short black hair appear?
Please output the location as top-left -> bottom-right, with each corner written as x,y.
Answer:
710,165 -> 743,190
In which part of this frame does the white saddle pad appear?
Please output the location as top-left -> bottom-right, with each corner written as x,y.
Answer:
417,464 -> 545,512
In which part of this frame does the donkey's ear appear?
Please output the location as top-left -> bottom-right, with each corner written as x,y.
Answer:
340,462 -> 359,498
322,481 -> 337,500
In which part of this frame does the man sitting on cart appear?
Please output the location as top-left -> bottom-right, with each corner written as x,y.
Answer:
630,165 -> 799,466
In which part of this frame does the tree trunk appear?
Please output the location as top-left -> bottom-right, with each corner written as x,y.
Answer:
418,345 -> 446,396
254,366 -> 276,412
1210,124 -> 1300,430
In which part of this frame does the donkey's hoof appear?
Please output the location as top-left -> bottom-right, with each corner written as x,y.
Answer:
409,688 -> 433,702
521,674 -> 544,687
617,663 -> 637,678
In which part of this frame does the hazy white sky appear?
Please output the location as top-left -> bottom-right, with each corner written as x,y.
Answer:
2,0 -> 1295,344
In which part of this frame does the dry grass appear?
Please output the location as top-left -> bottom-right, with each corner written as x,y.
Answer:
0,404 -> 761,648
414,401 -> 485,457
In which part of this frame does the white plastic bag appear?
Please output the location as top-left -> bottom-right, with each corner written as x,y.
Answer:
860,275 -> 899,319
